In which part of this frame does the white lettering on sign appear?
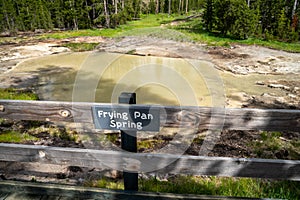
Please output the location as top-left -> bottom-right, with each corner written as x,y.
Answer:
110,120 -> 143,130
134,111 -> 153,120
92,106 -> 160,132
98,110 -> 128,120
96,109 -> 153,130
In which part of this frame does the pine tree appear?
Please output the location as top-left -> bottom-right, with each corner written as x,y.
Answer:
47,0 -> 63,29
230,0 -> 258,39
278,8 -> 290,40
0,1 -> 3,32
1,0 -> 18,34
214,0 -> 231,35
203,0 -> 214,31
259,0 -> 285,36
203,0 -> 258,39
148,0 -> 156,14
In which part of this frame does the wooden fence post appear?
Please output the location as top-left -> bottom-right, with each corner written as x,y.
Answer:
118,92 -> 138,191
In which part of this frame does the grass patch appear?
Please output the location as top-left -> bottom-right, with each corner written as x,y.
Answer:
0,89 -> 39,143
138,139 -> 165,150
101,134 -> 166,151
0,131 -> 37,143
39,14 -> 181,40
239,37 -> 300,53
139,175 -> 300,199
85,175 -> 300,199
250,132 -> 300,160
84,178 -> 124,190
118,27 -> 191,42
49,128 -> 78,142
28,126 -> 79,142
106,133 -> 118,142
0,119 -> 79,144
62,43 -> 98,52
0,88 -> 38,100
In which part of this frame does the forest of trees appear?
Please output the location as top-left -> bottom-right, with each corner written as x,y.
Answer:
0,0 -> 299,42
204,0 -> 300,41
0,0 -> 203,32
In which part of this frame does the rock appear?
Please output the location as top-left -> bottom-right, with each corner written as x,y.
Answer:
34,29 -> 46,34
1,43 -> 70,62
260,93 -> 271,98
274,97 -> 286,104
258,56 -> 278,65
283,86 -> 290,90
268,84 -> 290,90
0,31 -> 10,37
288,94 -> 297,98
257,70 -> 269,74
255,81 -> 265,85
49,46 -> 70,54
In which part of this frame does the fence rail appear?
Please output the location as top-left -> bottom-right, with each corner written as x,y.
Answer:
0,143 -> 299,180
0,181 -> 268,200
0,100 -> 299,131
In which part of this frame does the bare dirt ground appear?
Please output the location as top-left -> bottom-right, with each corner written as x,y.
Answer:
0,35 -> 299,185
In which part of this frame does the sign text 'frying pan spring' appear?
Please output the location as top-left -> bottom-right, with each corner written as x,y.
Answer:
92,105 -> 160,132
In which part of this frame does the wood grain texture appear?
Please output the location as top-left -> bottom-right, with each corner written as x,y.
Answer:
0,181 -> 267,200
0,143 -> 299,180
0,100 -> 299,131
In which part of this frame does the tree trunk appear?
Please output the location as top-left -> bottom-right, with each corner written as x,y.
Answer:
69,0 -> 78,30
185,0 -> 188,13
156,0 -> 159,14
292,0 -> 298,18
247,0 -> 250,7
178,0 -> 181,12
115,0 -> 118,14
85,0 -> 91,22
2,0 -> 11,31
122,0 -> 124,9
73,18 -> 78,30
103,0 -> 110,28
168,0 -> 171,15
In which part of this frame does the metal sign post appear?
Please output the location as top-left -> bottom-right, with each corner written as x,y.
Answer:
118,92 -> 138,191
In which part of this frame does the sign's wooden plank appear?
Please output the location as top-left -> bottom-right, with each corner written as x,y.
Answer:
0,100 -> 299,131
0,143 -> 299,180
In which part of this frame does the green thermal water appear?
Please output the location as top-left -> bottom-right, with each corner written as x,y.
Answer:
13,52 -> 294,107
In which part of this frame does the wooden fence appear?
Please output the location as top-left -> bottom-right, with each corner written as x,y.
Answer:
0,99 -> 299,199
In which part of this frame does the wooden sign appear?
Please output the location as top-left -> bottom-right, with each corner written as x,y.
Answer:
92,105 -> 160,132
